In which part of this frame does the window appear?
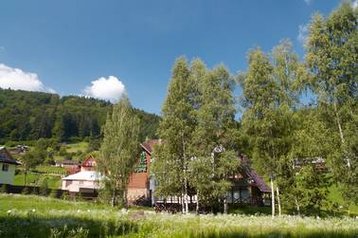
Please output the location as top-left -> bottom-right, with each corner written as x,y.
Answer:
2,163 -> 9,171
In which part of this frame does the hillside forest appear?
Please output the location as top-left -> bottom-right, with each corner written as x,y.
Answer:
0,89 -> 160,145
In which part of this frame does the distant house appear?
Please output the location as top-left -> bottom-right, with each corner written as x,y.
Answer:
0,147 -> 21,185
127,139 -> 159,205
55,159 -> 79,168
61,154 -> 100,193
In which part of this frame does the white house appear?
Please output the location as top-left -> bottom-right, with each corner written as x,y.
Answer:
0,146 -> 21,185
61,170 -> 102,192
61,155 -> 102,193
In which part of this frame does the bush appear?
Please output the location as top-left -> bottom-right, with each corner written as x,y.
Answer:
0,184 -> 7,193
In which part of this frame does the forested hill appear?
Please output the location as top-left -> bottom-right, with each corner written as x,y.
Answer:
0,88 -> 160,144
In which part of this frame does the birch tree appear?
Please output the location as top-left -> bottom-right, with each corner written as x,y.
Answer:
152,57 -> 195,214
305,2 -> 358,205
97,96 -> 140,207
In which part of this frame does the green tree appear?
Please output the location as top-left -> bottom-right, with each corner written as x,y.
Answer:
189,62 -> 239,214
240,48 -> 278,217
152,57 -> 196,213
20,149 -> 46,185
97,96 -> 140,207
305,2 -> 358,206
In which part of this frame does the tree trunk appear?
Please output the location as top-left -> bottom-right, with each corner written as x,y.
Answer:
181,193 -> 185,214
270,177 -> 275,218
333,101 -> 345,144
333,102 -> 351,168
295,198 -> 300,216
24,170 -> 27,185
182,135 -> 189,214
124,189 -> 128,209
276,186 -> 281,216
184,176 -> 189,214
223,198 -> 228,214
196,191 -> 200,215
111,189 -> 116,207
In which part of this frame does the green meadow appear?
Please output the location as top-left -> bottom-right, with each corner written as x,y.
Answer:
0,194 -> 357,238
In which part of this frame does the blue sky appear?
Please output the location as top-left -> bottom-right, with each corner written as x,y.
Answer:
0,0 -> 342,114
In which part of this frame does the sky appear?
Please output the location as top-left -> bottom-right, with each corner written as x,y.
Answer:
0,0 -> 345,114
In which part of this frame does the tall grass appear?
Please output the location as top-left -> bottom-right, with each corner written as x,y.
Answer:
0,194 -> 357,238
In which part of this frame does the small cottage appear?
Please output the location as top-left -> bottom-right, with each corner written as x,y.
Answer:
61,154 -> 100,193
0,146 -> 21,185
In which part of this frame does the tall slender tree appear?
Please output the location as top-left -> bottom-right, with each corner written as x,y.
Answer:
189,64 -> 239,214
305,2 -> 358,206
152,57 -> 195,214
97,96 -> 140,207
240,48 -> 278,217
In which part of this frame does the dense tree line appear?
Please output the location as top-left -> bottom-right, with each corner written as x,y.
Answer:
153,2 -> 357,216
0,89 -> 160,144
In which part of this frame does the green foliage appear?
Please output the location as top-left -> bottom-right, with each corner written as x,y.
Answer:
154,57 -> 239,213
98,96 -> 141,207
153,57 -> 195,200
0,88 -> 159,144
305,1 -> 358,206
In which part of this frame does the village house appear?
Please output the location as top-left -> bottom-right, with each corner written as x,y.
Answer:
0,147 -> 21,185
61,155 -> 100,193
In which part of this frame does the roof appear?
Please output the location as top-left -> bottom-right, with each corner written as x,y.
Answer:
140,139 -> 160,155
239,155 -> 271,193
81,155 -> 96,167
0,147 -> 21,165
62,171 -> 103,181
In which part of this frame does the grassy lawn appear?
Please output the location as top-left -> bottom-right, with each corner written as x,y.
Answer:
0,194 -> 357,238
66,142 -> 89,153
328,185 -> 358,215
13,172 -> 62,189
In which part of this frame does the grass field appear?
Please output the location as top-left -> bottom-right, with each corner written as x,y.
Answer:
66,142 -> 89,154
0,194 -> 357,238
13,172 -> 62,189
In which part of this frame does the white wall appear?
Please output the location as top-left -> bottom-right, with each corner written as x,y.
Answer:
62,180 -> 99,192
0,163 -> 16,185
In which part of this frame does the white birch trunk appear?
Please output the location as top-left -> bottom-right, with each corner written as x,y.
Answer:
276,186 -> 281,216
270,177 -> 275,218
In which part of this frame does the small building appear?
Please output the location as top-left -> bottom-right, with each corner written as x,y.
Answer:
81,155 -> 97,172
61,170 -> 101,193
61,154 -> 100,193
127,139 -> 159,204
0,146 -> 21,185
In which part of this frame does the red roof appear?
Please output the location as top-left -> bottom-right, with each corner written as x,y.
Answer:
140,139 -> 160,155
81,155 -> 96,167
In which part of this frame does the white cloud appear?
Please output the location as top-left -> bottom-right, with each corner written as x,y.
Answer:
353,0 -> 358,9
84,76 -> 126,103
0,63 -> 55,93
297,24 -> 309,46
304,0 -> 313,5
